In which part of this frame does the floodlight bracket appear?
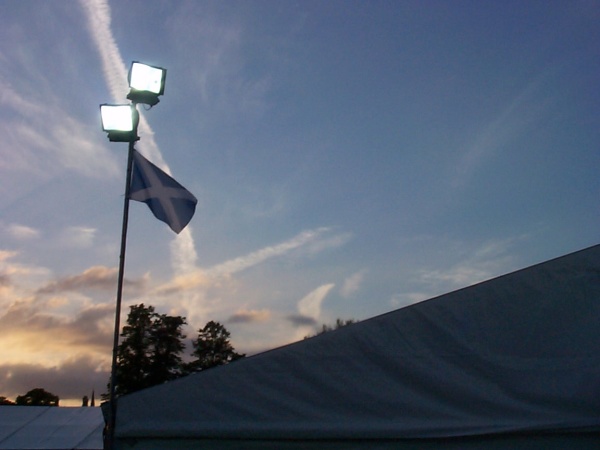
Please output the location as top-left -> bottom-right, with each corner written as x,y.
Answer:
127,89 -> 160,107
106,131 -> 140,143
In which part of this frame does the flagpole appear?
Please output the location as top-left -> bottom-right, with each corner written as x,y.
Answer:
107,105 -> 139,450
100,62 -> 167,450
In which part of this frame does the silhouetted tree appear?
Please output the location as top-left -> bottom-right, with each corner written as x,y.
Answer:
306,318 -> 358,338
186,321 -> 245,372
112,304 -> 155,397
146,313 -> 187,386
15,388 -> 59,406
107,304 -> 187,397
0,396 -> 15,405
102,306 -> 245,400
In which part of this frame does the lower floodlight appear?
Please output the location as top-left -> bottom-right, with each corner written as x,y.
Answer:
127,61 -> 166,107
100,104 -> 139,142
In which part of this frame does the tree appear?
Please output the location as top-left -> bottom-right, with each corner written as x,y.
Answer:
186,321 -> 245,372
103,305 -> 245,400
109,304 -> 187,397
112,304 -> 155,397
306,318 -> 358,338
15,388 -> 59,406
0,396 -> 15,405
146,313 -> 187,386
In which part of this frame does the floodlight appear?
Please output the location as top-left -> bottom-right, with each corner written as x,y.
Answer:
127,61 -> 166,106
100,104 -> 139,142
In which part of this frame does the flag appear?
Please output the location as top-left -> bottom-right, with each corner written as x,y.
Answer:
129,150 -> 197,233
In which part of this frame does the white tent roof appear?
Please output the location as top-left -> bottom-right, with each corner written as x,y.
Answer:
115,245 -> 600,448
0,406 -> 103,450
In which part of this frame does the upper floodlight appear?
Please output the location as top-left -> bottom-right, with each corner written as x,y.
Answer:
100,104 -> 139,142
127,61 -> 166,106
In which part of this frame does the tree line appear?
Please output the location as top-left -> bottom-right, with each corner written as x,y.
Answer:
105,303 -> 245,399
1,305 -> 354,406
1,304 -> 244,406
0,388 -> 59,406
109,305 -> 355,398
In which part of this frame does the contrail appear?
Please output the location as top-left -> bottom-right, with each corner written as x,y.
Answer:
78,0 -> 128,103
207,227 -> 331,277
154,227 -> 335,328
79,0 -> 198,275
155,227 -> 334,296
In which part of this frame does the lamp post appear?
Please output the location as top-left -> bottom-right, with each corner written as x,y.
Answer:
100,61 -> 166,450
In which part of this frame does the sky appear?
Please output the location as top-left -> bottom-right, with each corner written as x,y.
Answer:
0,0 -> 598,406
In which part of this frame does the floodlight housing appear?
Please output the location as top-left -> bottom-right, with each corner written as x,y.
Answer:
127,61 -> 166,106
100,104 -> 139,142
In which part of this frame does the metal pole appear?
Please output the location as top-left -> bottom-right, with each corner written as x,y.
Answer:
107,106 -> 139,450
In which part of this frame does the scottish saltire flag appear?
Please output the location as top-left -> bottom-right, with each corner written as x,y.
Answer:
130,150 -> 197,234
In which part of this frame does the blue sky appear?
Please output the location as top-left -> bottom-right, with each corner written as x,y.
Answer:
0,0 -> 598,405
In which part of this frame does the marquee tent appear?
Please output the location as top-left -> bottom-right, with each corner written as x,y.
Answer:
0,406 -> 103,450
113,245 -> 600,449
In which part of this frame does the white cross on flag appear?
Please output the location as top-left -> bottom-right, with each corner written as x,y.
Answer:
129,150 -> 197,234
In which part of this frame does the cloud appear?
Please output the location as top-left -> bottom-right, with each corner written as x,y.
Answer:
0,250 -> 18,262
0,78 -> 119,180
390,292 -> 430,309
148,227 -> 352,350
228,308 -> 271,324
0,251 -> 51,295
50,118 -> 120,178
155,270 -> 214,296
7,224 -> 40,240
0,80 -> 45,118
0,272 -> 12,300
286,314 -> 318,327
302,231 -> 354,257
416,237 -> 518,289
340,269 -> 367,298
170,227 -> 198,275
0,18 -> 121,180
386,237 -> 525,312
419,265 -> 492,287
0,282 -> 111,402
36,266 -> 147,294
452,71 -> 554,187
59,226 -> 96,248
156,228 -> 336,295
297,283 -> 335,320
164,4 -> 270,120
67,303 -> 115,347
0,355 -> 109,406
155,228 -> 339,328
0,300 -> 114,367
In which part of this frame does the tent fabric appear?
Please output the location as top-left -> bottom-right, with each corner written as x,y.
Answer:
115,434 -> 600,450
114,245 -> 600,447
0,406 -> 103,450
